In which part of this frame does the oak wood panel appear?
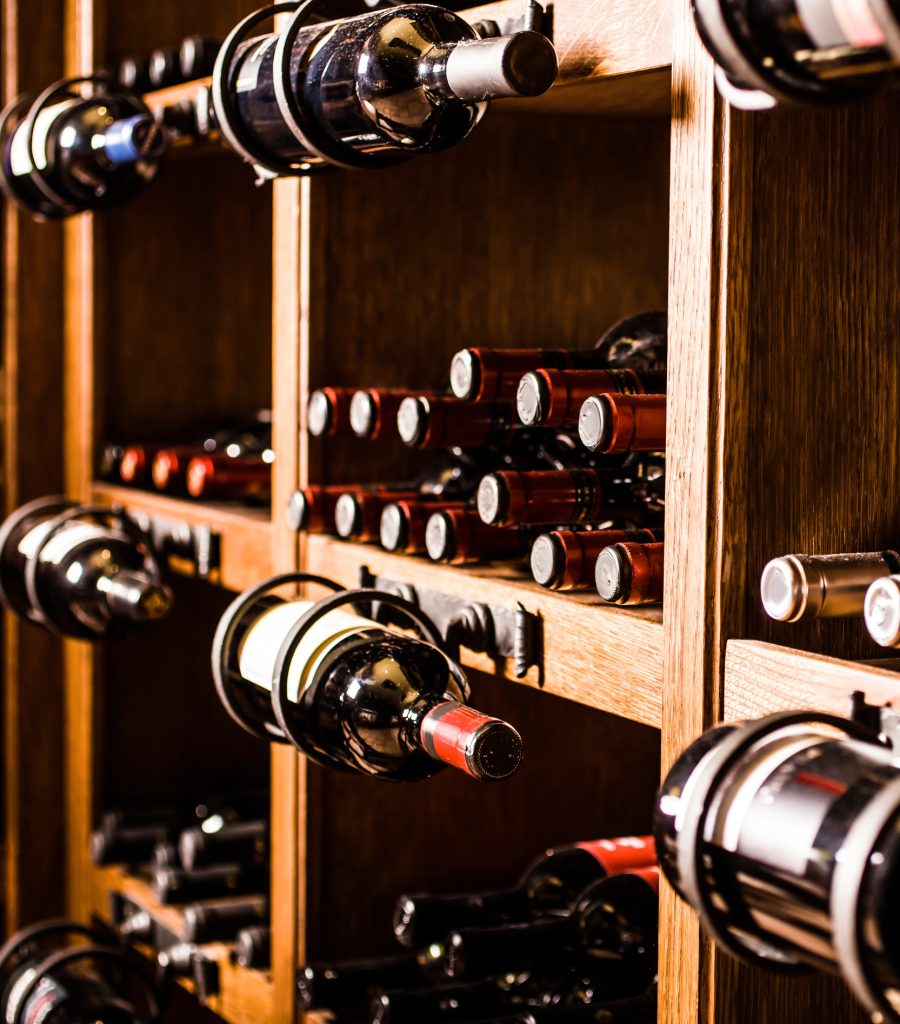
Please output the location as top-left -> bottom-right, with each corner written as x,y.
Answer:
725,640 -> 900,721
305,112 -> 669,484
306,533 -> 664,727
305,672 -> 660,959
92,483 -> 273,594
2,0 -> 67,931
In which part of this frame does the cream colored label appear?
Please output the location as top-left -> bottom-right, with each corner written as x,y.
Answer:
237,600 -> 382,701
8,100 -> 73,176
37,523 -> 110,565
17,519 -> 56,561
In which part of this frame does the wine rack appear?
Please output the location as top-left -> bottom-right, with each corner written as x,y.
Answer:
2,0 -> 898,1022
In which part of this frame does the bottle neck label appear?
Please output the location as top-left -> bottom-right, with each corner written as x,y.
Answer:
237,600 -> 382,701
576,835 -> 656,874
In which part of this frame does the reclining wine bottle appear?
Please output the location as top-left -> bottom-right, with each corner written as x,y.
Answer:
0,77 -> 167,219
394,834 -> 655,946
212,3 -> 558,176
0,497 -> 172,639
0,921 -> 158,1024
214,579 -> 523,781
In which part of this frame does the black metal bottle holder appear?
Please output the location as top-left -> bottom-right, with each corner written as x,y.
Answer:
0,74 -> 154,219
0,920 -> 160,1024
211,572 -> 472,772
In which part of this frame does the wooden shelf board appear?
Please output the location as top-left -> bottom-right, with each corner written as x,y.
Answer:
305,534 -> 663,728
96,868 -> 273,1024
91,483 -> 272,593
725,640 -> 900,721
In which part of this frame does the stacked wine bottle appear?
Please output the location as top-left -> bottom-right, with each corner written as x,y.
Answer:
94,789 -> 271,972
293,312 -> 666,606
100,409 -> 273,504
298,833 -> 659,1023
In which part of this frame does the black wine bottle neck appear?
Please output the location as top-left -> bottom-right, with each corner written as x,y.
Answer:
99,568 -> 172,623
394,884 -> 532,946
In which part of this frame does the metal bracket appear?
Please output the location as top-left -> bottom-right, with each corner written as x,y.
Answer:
472,0 -> 554,41
847,690 -> 900,752
129,512 -> 221,581
358,567 -> 542,679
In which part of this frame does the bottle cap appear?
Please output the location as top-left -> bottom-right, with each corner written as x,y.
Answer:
380,504 -> 407,552
476,475 -> 507,526
760,556 -> 807,621
105,572 -> 174,623
179,828 -> 205,872
286,490 -> 309,531
118,910 -> 153,940
596,545 -> 630,602
530,533 -> 564,588
420,701 -> 523,780
397,397 -> 427,446
157,942 -> 198,976
334,494 -> 361,538
865,576 -> 900,648
515,372 -> 548,427
152,450 -> 180,489
445,32 -> 558,103
425,512 -> 454,561
103,114 -> 168,165
349,391 -> 377,438
449,349 -> 479,400
235,926 -> 270,969
577,394 -> 613,452
307,391 -> 333,437
119,446 -> 147,483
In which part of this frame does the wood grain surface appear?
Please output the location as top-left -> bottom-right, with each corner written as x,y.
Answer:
2,0 -> 67,931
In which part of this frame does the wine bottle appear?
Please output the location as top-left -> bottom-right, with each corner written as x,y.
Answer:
298,950 -> 437,1016
153,841 -> 179,867
425,509 -> 533,565
117,909 -> 155,942
186,453 -> 272,501
179,36 -> 222,80
235,926 -> 271,970
445,869 -> 659,979
307,387 -> 357,437
334,488 -> 423,541
381,500 -> 469,554
119,444 -> 160,486
394,834 -> 656,947
372,979 -> 513,1024
216,7 -> 557,175
595,542 -> 663,605
157,942 -> 200,978
149,47 -> 183,88
182,897 -> 269,943
577,395 -> 665,455
351,388 -> 442,441
516,369 -> 665,429
398,397 -> 520,450
516,992 -> 658,1023
759,550 -> 900,623
692,0 -> 900,108
476,469 -> 634,529
118,56 -> 153,94
0,498 -> 172,639
179,819 -> 268,871
530,529 -> 661,592
451,350 -> 618,404
230,597 -> 523,781
91,820 -> 174,867
153,863 -> 267,904
1,81 -> 167,218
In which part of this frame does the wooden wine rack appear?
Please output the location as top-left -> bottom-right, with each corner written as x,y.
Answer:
2,0 -> 899,1022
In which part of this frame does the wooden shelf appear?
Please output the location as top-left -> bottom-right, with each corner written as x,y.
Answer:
91,483 -> 272,593
725,640 -> 900,722
96,868 -> 273,1024
305,534 -> 664,728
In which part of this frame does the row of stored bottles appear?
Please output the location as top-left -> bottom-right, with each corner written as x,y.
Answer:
8,691 -> 900,1023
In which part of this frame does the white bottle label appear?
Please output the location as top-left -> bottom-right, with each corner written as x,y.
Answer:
237,601 -> 382,702
8,100 -> 74,176
35,523 -> 112,566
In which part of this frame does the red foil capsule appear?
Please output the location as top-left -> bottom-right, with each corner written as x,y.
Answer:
530,527 -> 661,591
419,701 -> 523,780
449,347 -> 614,403
516,367 -> 666,428
119,445 -> 159,485
396,396 -> 517,450
576,835 -> 657,872
152,446 -> 201,492
477,469 -> 606,528
350,388 -> 441,441
380,500 -> 468,554
425,509 -> 531,565
334,489 -> 422,542
595,541 -> 664,605
307,387 -> 356,438
578,393 -> 666,454
186,454 -> 272,501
